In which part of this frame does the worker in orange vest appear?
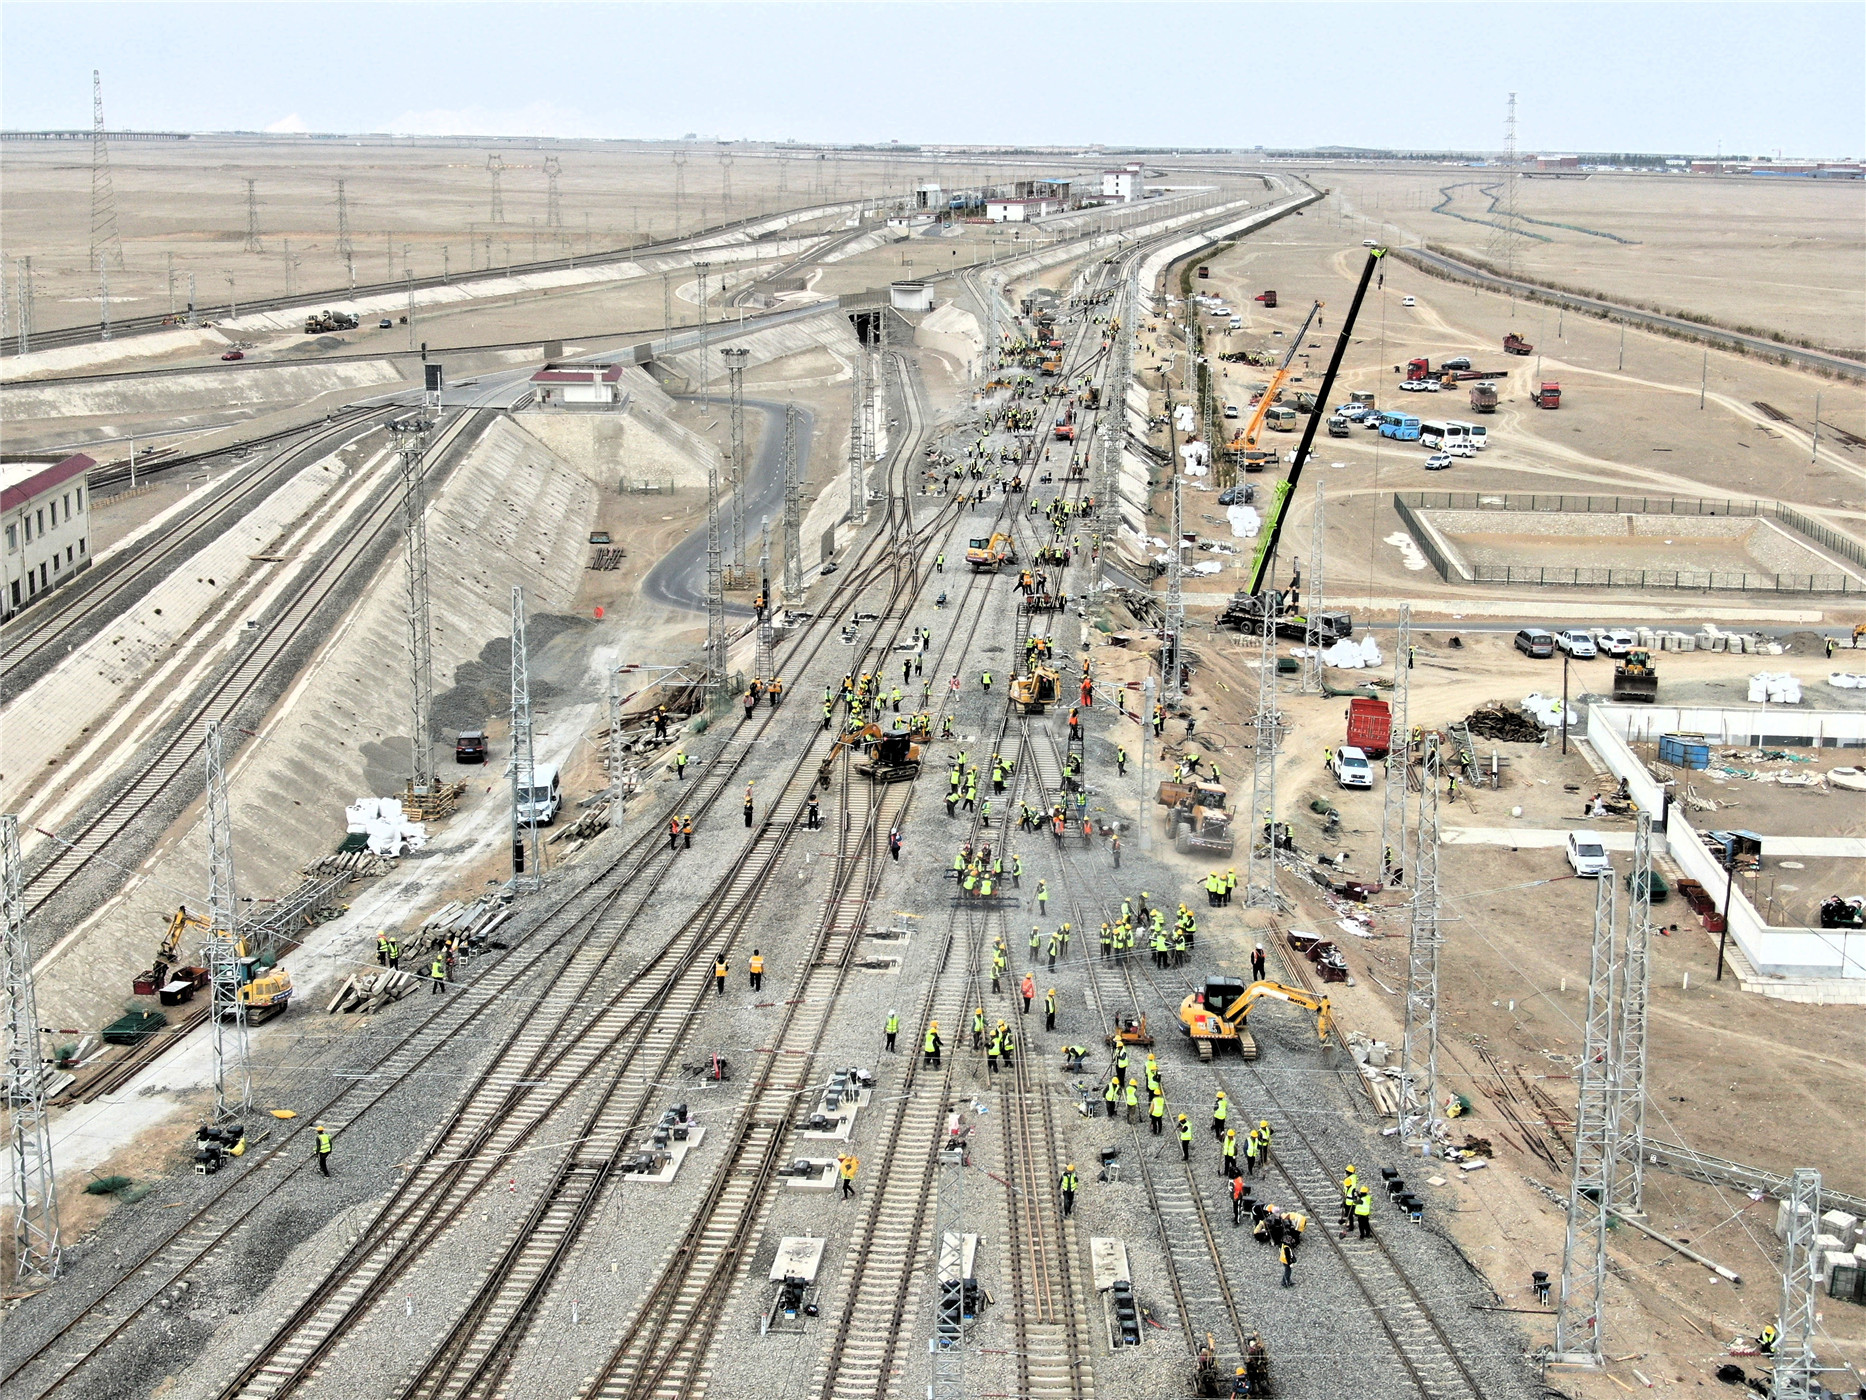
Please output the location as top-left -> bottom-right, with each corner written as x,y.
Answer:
748,949 -> 765,992
1020,972 -> 1036,1015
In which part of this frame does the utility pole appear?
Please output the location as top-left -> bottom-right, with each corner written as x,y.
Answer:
672,150 -> 688,234
723,346 -> 749,574
203,719 -> 251,1124
486,153 -> 506,224
705,461 -> 728,698
1163,468 -> 1184,703
1243,590 -> 1280,911
661,270 -> 675,351
4,813 -> 62,1284
166,251 -> 175,316
334,178 -> 352,261
98,254 -> 111,342
89,70 -> 122,271
719,149 -> 734,218
186,272 -> 197,329
283,238 -> 296,299
1555,871 -> 1621,1365
931,1135 -> 968,1400
848,342 -> 867,524
1398,742 -> 1442,1150
693,261 -> 711,396
544,155 -> 563,228
14,257 -> 32,356
754,518 -> 774,683
243,179 -> 262,254
1771,1168 -> 1824,1400
405,268 -> 416,353
1137,675 -> 1157,852
509,588 -> 542,890
392,410 -> 435,799
781,402 -> 802,600
1608,812 -> 1654,1215
1381,605 -> 1412,887
1299,480 -> 1326,694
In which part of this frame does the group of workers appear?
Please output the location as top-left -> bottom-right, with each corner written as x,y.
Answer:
1202,868 -> 1238,906
740,675 -> 784,719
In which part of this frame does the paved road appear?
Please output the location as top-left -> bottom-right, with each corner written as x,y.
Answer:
1389,245 -> 1866,382
642,397 -> 815,616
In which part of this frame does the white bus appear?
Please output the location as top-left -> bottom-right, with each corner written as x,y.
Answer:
1419,420 -> 1471,451
1448,418 -> 1488,449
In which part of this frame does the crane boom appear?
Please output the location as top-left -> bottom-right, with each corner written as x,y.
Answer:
1246,246 -> 1386,597
1240,300 -> 1324,447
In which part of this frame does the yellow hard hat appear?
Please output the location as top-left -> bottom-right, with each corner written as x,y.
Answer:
1216,1090 -> 1227,1099
930,1021 -> 939,1030
1260,1119 -> 1270,1129
1347,1164 -> 1357,1173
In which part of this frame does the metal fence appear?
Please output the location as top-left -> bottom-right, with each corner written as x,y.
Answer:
1393,492 -> 1865,595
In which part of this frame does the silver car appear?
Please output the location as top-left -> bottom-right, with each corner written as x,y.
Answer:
1557,630 -> 1597,658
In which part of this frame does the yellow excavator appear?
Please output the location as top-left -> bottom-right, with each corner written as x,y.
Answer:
819,721 -> 922,786
135,906 -> 294,1022
1010,665 -> 1060,715
1178,975 -> 1333,1062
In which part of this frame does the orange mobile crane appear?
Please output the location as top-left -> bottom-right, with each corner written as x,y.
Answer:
1236,300 -> 1324,449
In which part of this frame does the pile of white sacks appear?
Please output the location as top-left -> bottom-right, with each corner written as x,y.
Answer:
1747,672 -> 1803,704
345,797 -> 428,857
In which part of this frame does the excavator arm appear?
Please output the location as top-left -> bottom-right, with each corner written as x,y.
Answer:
1221,980 -> 1335,1043
1246,247 -> 1386,598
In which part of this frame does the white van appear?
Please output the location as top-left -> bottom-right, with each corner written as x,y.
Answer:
516,762 -> 562,827
1566,830 -> 1612,878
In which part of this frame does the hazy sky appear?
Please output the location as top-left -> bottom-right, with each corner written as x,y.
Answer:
3,3 -> 1861,156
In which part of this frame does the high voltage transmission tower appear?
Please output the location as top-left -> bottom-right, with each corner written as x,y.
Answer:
1487,93 -> 1523,287
1243,591 -> 1280,911
847,343 -> 867,524
693,261 -> 711,395
90,71 -> 122,271
1609,812 -> 1655,1214
1163,469 -> 1184,703
931,1137 -> 968,1400
334,178 -> 353,260
242,179 -> 262,254
705,459 -> 728,697
1556,869 -> 1621,1364
1381,605 -> 1412,887
486,153 -> 506,224
4,813 -> 62,1284
544,155 -> 564,228
204,719 -> 251,1124
13,258 -> 33,356
1299,481 -> 1327,693
392,410 -> 436,797
754,519 -> 774,682
672,150 -> 688,233
509,588 -> 542,890
723,346 -> 749,574
718,149 -> 733,217
1398,742 -> 1442,1150
1772,1168 -> 1824,1400
781,403 -> 802,599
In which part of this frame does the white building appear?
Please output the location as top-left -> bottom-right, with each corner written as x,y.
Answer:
1101,163 -> 1144,202
3,453 -> 94,619
984,197 -> 1064,223
529,363 -> 627,408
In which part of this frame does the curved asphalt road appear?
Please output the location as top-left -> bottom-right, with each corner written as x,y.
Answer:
642,396 -> 816,617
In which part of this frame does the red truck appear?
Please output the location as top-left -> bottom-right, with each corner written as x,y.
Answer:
1533,381 -> 1562,409
1345,697 -> 1393,760
1254,290 -> 1277,308
1503,333 -> 1533,356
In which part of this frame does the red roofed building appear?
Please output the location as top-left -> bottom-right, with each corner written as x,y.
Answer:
529,362 -> 626,407
3,452 -> 95,618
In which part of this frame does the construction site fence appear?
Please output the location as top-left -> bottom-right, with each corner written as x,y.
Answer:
1392,492 -> 1865,595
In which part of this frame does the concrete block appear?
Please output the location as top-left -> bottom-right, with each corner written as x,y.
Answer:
1677,634 -> 1697,652
1822,1249 -> 1855,1285
1778,1198 -> 1814,1239
1817,1232 -> 1847,1255
1821,1209 -> 1858,1236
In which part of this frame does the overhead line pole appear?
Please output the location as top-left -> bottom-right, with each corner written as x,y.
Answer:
4,813 -> 61,1284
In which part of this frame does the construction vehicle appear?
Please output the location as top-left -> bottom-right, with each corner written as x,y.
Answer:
1853,623 -> 1866,646
1236,301 -> 1323,449
1469,382 -> 1499,413
1197,264 -> 1211,279
1533,381 -> 1562,409
1291,391 -> 1317,415
1404,357 -> 1434,382
303,310 -> 360,334
964,533 -> 1016,572
1053,409 -> 1076,441
1107,1013 -> 1153,1050
1010,665 -> 1060,714
1038,354 -> 1061,375
1081,384 -> 1101,409
1504,332 -> 1534,355
1157,780 -> 1235,856
1254,289 -> 1277,308
1345,696 -> 1393,760
1220,592 -> 1352,645
1178,976 -> 1334,1061
1326,415 -> 1351,437
133,906 -> 212,996
237,965 -> 295,1024
820,722 -> 923,785
1612,649 -> 1659,702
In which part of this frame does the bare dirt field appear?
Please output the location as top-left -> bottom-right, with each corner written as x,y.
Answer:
1297,163 -> 1866,353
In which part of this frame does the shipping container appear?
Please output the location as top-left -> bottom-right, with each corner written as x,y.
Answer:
1658,734 -> 1711,770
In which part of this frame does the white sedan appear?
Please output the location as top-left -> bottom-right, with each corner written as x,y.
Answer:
1557,630 -> 1598,658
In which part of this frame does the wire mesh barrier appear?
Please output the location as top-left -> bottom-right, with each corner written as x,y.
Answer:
1391,492 -> 1865,595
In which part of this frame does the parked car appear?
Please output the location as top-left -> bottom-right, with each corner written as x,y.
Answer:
1401,295 -> 1417,307
1514,627 -> 1558,658
1330,745 -> 1375,789
378,318 -> 394,329
1362,238 -> 1378,247
1445,441 -> 1476,458
1598,628 -> 1638,657
1334,404 -> 1366,420
220,349 -> 244,361
454,731 -> 488,764
1224,404 -> 1240,419
1441,356 -> 1472,371
1557,630 -> 1598,658
1566,830 -> 1613,879
1423,453 -> 1455,471
1419,379 -> 1440,392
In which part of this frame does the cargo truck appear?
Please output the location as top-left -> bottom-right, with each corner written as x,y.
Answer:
1533,381 -> 1562,409
1503,333 -> 1534,355
1469,382 -> 1499,413
1345,697 -> 1392,759
1254,289 -> 1277,308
